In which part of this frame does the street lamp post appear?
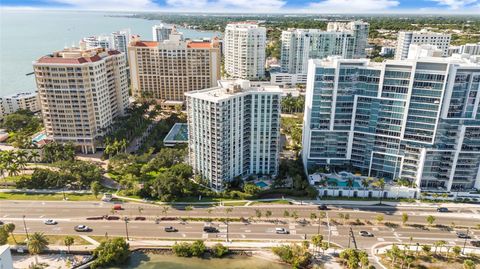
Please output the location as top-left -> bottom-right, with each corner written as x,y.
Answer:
124,217 -> 130,241
462,228 -> 470,254
22,215 -> 29,240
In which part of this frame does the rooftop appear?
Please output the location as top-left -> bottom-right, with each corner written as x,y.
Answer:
35,45 -> 121,65
1,91 -> 37,99
130,40 -> 216,49
185,79 -> 281,102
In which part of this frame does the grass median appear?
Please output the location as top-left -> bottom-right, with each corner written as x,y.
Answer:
0,192 -> 99,201
8,234 -> 92,246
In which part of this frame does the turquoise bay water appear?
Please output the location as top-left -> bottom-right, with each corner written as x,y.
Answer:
0,10 -> 221,96
113,252 -> 290,269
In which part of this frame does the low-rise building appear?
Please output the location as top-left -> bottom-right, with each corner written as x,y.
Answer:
270,72 -> 307,86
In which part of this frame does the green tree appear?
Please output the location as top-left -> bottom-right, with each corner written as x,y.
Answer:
373,178 -> 386,204
452,246 -> 461,257
421,245 -> 431,256
255,209 -> 262,220
311,234 -> 323,255
283,210 -> 290,218
91,238 -> 130,268
375,214 -> 384,224
426,215 -> 436,226
402,213 -> 409,226
190,240 -> 206,257
3,223 -> 17,244
0,229 -> 8,245
27,232 -> 49,255
91,181 -> 101,198
211,243 -> 229,258
463,259 -> 475,269
266,210 -> 272,219
64,236 -> 74,253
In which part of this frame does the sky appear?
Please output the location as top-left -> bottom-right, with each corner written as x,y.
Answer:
2,0 -> 480,14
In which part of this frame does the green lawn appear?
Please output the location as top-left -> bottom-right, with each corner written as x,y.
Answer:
8,234 -> 91,246
0,192 -> 99,201
250,200 -> 292,205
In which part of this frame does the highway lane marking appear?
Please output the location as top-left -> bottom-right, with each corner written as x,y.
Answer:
182,234 -> 186,238
449,241 -> 456,245
3,215 -> 8,218
241,234 -> 246,238
202,233 -> 208,239
378,238 -> 385,242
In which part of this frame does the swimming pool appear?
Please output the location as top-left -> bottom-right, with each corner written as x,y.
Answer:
32,133 -> 47,143
327,178 -> 361,188
255,181 -> 269,188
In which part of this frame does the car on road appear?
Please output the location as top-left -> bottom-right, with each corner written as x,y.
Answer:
318,204 -> 328,210
359,231 -> 374,237
74,225 -> 91,232
203,226 -> 218,233
275,228 -> 289,234
164,226 -> 178,232
437,207 -> 449,212
43,219 -> 57,225
471,241 -> 480,247
456,232 -> 471,239
113,205 -> 123,210
106,216 -> 120,220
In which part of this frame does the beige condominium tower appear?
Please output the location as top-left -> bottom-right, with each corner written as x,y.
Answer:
128,29 -> 221,106
33,42 -> 129,153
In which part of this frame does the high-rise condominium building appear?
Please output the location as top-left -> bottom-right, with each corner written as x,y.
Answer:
280,22 -> 369,74
186,80 -> 281,191
83,36 -> 111,50
0,92 -> 40,120
302,55 -> 480,192
128,31 -> 221,103
224,22 -> 266,79
395,30 -> 451,60
152,24 -> 174,42
327,21 -> 369,58
111,30 -> 130,54
449,42 -> 480,56
33,43 -> 129,153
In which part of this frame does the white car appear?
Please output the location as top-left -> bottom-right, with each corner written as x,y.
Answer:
44,219 -> 57,225
275,227 -> 290,234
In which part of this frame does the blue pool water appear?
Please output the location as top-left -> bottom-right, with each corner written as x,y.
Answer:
32,133 -> 46,142
255,182 -> 269,188
327,178 -> 361,188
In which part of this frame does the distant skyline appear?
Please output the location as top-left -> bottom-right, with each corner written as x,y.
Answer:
2,0 -> 480,14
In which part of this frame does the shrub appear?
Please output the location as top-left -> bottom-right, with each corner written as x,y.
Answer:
190,240 -> 207,257
172,242 -> 193,257
211,243 -> 229,258
91,238 -> 130,268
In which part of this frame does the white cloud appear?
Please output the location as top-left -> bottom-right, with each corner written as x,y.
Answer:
308,0 -> 399,12
217,0 -> 286,10
166,0 -> 209,9
431,0 -> 478,9
49,0 -> 159,10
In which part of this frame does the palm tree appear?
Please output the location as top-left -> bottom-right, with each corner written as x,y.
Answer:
64,236 -> 74,253
434,240 -> 446,255
3,223 -> 17,244
426,215 -> 436,226
162,206 -> 170,218
361,178 -> 370,198
28,151 -> 40,163
373,178 -> 386,204
255,209 -> 262,221
266,210 -> 272,219
346,178 -> 354,197
311,234 -> 323,256
27,232 -> 49,255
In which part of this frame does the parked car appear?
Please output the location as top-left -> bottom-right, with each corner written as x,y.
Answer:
437,207 -> 449,212
113,205 -> 123,210
43,219 -> 57,225
74,225 -> 91,232
106,216 -> 120,220
470,241 -> 480,247
359,231 -> 374,237
164,226 -> 178,232
203,226 -> 218,233
275,228 -> 289,234
456,232 -> 471,239
101,193 -> 113,202
318,204 -> 328,210
134,217 -> 146,221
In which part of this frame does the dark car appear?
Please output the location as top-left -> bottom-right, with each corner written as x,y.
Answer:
106,216 -> 120,220
456,232 -> 471,239
437,207 -> 449,212
359,231 -> 374,237
203,226 -> 218,233
134,217 -> 146,221
74,225 -> 91,232
471,241 -> 480,247
318,204 -> 328,210
164,226 -> 178,232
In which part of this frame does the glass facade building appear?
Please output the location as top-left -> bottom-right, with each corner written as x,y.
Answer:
302,56 -> 480,192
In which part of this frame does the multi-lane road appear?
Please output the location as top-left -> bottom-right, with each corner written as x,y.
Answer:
1,200 -> 479,250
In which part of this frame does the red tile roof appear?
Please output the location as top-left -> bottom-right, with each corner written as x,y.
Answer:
36,50 -> 121,64
187,42 -> 213,49
131,41 -> 159,47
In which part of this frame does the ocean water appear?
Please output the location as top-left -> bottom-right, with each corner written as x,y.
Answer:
0,10 -> 221,96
